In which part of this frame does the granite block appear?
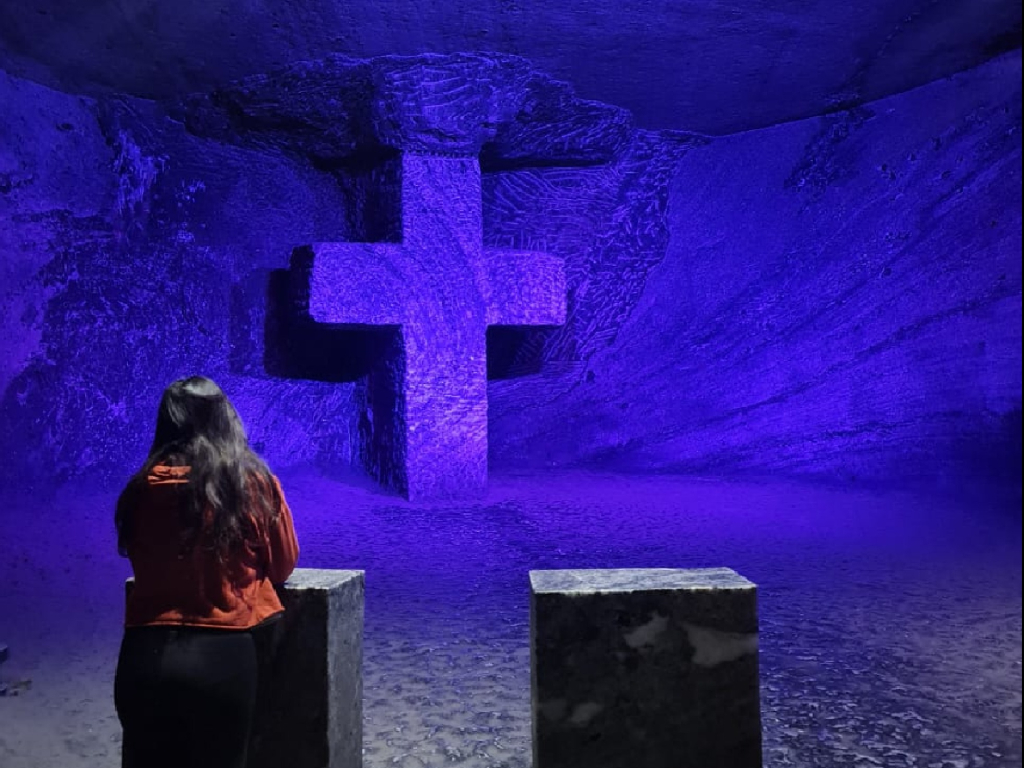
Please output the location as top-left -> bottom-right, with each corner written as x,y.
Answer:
530,568 -> 761,768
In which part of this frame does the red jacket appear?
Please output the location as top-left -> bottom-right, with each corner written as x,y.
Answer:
122,465 -> 299,630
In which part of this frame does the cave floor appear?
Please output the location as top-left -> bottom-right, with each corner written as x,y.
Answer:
0,469 -> 1020,767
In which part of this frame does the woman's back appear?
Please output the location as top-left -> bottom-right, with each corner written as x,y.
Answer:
122,463 -> 298,630
114,376 -> 299,768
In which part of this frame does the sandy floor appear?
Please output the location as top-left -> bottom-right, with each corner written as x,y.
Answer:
0,469 -> 1020,767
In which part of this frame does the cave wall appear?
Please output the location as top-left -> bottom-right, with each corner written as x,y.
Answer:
1,50 -> 1021,492
0,58 -> 663,489
1,0 -> 1020,134
0,70 -> 362,485
490,50 -> 1022,489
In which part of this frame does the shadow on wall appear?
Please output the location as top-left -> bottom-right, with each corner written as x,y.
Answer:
486,326 -> 553,380
947,407 -> 1023,512
984,407 -> 1023,491
261,268 -> 398,384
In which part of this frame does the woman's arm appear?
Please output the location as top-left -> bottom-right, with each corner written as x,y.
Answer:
264,476 -> 300,585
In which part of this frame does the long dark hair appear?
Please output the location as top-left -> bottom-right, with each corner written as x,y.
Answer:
115,376 -> 279,560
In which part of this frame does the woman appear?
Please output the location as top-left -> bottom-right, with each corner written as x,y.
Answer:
114,376 -> 299,768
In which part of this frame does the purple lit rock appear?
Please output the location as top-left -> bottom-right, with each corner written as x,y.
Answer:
530,568 -> 761,768
3,47 -> 1017,495
490,51 -> 1022,489
293,153 -> 566,499
181,53 -> 633,164
184,54 -> 649,499
4,0 -> 1019,135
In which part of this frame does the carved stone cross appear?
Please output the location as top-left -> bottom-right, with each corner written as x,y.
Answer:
184,53 -> 632,499
292,152 -> 565,500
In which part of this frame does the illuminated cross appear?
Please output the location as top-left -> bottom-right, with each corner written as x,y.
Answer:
291,152 -> 565,500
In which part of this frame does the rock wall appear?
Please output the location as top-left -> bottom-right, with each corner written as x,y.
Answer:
0,56 -> 656,489
1,1 -> 1020,134
1,51 -> 1020,491
0,71 -> 359,484
490,51 -> 1022,489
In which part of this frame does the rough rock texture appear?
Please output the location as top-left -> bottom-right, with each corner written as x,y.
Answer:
179,53 -> 633,164
294,155 -> 565,499
490,50 -> 1023,490
0,54 -> 630,492
1,51 -> 1021,494
224,55 -> 594,498
483,131 -> 699,382
256,569 -> 364,768
0,69 -> 114,406
0,70 -> 359,485
1,1 -> 1020,134
530,568 -> 761,768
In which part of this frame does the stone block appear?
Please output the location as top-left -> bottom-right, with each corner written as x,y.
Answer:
530,568 -> 761,768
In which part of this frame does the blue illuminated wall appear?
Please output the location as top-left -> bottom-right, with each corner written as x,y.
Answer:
0,50 -> 1020,493
490,52 -> 1023,489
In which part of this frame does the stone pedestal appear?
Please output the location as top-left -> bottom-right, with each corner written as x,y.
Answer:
253,568 -> 364,768
125,568 -> 364,768
530,568 -> 761,768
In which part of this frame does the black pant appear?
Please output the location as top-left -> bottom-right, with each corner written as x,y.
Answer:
115,626 -> 258,768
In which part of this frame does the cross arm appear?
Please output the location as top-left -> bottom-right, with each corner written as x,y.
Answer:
291,243 -> 411,325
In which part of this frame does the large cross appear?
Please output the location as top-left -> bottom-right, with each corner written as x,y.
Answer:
290,153 -> 565,500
